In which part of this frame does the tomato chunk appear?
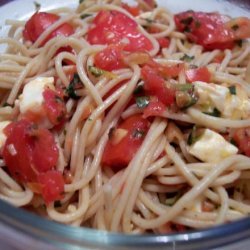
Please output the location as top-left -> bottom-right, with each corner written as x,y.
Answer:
43,88 -> 67,126
87,10 -> 152,52
122,3 -> 140,16
185,67 -> 211,83
94,45 -> 125,71
101,115 -> 150,169
23,12 -> 74,46
141,65 -> 175,106
2,120 -> 59,182
233,128 -> 250,157
38,170 -> 64,204
174,11 -> 236,50
143,101 -> 165,118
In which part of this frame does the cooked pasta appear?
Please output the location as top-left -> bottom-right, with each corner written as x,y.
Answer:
0,0 -> 249,234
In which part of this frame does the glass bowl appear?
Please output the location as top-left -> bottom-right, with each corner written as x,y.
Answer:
0,0 -> 249,249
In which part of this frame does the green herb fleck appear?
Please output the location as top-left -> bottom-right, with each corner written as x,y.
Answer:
230,138 -> 237,146
203,108 -> 221,117
80,13 -> 92,19
165,192 -> 182,206
183,26 -> 191,33
180,16 -> 193,25
135,96 -> 150,109
88,117 -> 93,121
66,73 -> 82,100
175,84 -> 193,91
144,18 -> 153,23
236,39 -> 243,47
180,54 -> 194,62
132,128 -> 145,139
133,83 -> 144,95
231,24 -> 239,31
34,1 -> 41,11
79,0 -> 85,4
187,125 -> 201,145
89,66 -> 105,77
228,86 -> 236,95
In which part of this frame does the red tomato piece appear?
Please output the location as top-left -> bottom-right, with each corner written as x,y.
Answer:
143,101 -> 165,118
94,45 -> 125,71
43,88 -> 66,126
174,11 -> 235,50
101,115 -> 150,169
38,170 -> 64,204
185,67 -> 211,83
233,128 -> 250,157
141,65 -> 175,106
2,120 -> 59,182
157,37 -> 170,49
142,0 -> 157,9
23,12 -> 74,46
122,3 -> 140,16
87,10 -> 152,52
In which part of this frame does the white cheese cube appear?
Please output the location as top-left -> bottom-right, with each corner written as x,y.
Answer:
19,77 -> 55,114
188,129 -> 238,163
0,121 -> 11,148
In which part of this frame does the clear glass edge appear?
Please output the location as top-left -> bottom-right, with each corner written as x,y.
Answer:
0,200 -> 249,249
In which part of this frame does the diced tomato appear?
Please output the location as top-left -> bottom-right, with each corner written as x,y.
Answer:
122,3 -> 140,16
38,170 -> 64,204
233,128 -> 250,157
141,65 -> 175,106
87,10 -> 153,52
160,64 -> 184,78
174,11 -> 236,50
94,45 -> 125,71
143,101 -> 165,118
142,0 -> 157,9
157,37 -> 170,49
185,67 -> 211,83
213,53 -> 224,63
2,120 -> 59,182
101,114 -> 150,169
43,88 -> 66,125
225,17 -> 250,40
23,12 -> 74,46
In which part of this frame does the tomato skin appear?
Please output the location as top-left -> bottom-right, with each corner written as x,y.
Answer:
101,115 -> 150,169
185,67 -> 211,83
122,3 -> 140,16
174,11 -> 235,50
38,170 -> 64,204
157,37 -> 170,49
43,88 -> 66,126
23,12 -> 74,46
2,120 -> 59,182
94,45 -> 125,71
141,65 -> 175,106
87,10 -> 152,52
143,101 -> 165,118
233,128 -> 250,157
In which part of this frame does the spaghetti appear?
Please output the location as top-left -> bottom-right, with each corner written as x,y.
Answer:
0,0 -> 249,234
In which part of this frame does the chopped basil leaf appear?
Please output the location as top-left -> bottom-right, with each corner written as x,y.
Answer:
34,1 -> 41,11
175,84 -> 193,91
228,86 -> 236,95
180,16 -> 193,25
136,96 -> 150,109
183,26 -> 191,33
144,18 -> 154,23
132,128 -> 145,138
165,192 -> 182,206
230,138 -> 237,146
180,54 -> 194,62
89,66 -> 105,77
187,125 -> 200,145
79,0 -> 85,4
231,24 -> 239,31
54,200 -> 62,208
203,108 -> 221,117
236,39 -> 243,47
80,13 -> 92,19
133,83 -> 144,95
195,20 -> 201,28
66,73 -> 82,100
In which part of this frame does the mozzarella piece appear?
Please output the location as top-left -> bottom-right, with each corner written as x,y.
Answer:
0,121 -> 10,148
19,77 -> 55,114
194,81 -> 250,119
188,129 -> 238,163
